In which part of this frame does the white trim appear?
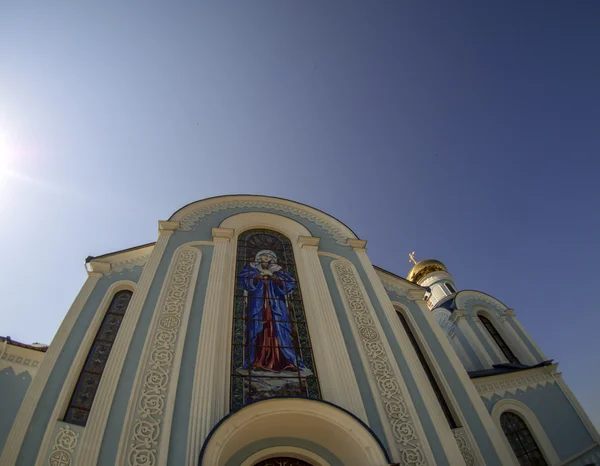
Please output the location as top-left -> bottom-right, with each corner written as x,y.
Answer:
200,398 -> 389,466
331,257 -> 434,465
391,303 -> 467,465
505,309 -> 548,360
0,272 -> 101,465
78,222 -> 177,465
557,442 -> 599,465
240,446 -> 331,466
491,399 -> 560,465
34,280 -> 136,466
116,244 -> 203,466
473,364 -> 558,399
470,313 -> 509,364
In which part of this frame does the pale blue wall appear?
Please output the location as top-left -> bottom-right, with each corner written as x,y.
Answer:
453,326 -> 481,371
385,288 -> 504,465
17,266 -> 143,466
484,383 -> 595,460
0,367 -> 32,453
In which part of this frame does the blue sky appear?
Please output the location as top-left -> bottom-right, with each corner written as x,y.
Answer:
1,2 -> 599,428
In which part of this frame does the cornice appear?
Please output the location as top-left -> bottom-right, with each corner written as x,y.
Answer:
455,291 -> 508,315
88,244 -> 154,276
472,364 -> 558,399
379,274 -> 426,302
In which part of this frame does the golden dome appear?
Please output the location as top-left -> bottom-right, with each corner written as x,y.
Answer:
407,259 -> 448,284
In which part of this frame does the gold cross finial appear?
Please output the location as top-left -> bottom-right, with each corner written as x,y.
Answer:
408,251 -> 417,265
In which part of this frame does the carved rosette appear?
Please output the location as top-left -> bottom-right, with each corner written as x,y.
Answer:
126,248 -> 198,466
177,200 -> 349,244
452,428 -> 476,466
48,426 -> 79,466
333,262 -> 426,465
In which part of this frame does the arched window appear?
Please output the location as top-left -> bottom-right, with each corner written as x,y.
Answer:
501,412 -> 548,465
446,282 -> 456,294
397,310 -> 459,429
65,289 -> 132,426
231,229 -> 320,411
479,315 -> 520,364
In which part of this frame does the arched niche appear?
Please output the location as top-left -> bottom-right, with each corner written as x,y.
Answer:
199,398 -> 390,466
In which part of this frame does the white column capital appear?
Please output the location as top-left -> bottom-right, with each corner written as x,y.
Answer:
345,238 -> 367,250
159,220 -> 179,234
212,227 -> 234,242
406,288 -> 427,302
504,308 -> 516,316
451,309 -> 466,323
298,235 -> 320,249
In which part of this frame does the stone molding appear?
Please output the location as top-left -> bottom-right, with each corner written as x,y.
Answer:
380,276 -> 426,302
118,247 -> 202,466
473,364 -> 558,399
331,260 -> 430,465
48,424 -> 81,466
452,427 -> 477,466
173,197 -> 356,245
455,291 -> 506,317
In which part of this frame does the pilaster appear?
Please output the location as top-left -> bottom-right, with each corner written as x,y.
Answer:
470,316 -> 509,364
186,228 -> 235,466
77,221 -> 178,465
0,272 -> 101,465
501,309 -> 542,364
450,310 -> 494,367
296,235 -> 367,422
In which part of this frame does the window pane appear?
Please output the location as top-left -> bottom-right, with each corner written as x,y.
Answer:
500,412 -> 548,466
231,229 -> 320,412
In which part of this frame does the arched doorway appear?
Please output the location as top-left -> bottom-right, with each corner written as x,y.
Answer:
254,458 -> 313,466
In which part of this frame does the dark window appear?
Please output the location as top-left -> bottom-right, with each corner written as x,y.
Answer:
501,412 -> 548,466
446,283 -> 456,294
479,315 -> 520,364
64,290 -> 132,426
231,229 -> 320,411
254,458 -> 313,466
397,311 -> 458,429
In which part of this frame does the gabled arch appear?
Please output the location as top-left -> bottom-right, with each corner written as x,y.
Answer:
169,195 -> 358,244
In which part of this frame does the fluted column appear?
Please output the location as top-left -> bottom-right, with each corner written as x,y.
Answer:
297,236 -> 367,422
77,221 -> 178,465
0,270 -> 101,465
186,228 -> 234,466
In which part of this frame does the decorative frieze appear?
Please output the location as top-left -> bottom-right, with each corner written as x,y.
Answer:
452,427 -> 477,466
177,200 -> 350,244
474,367 -> 557,399
48,425 -> 80,466
333,261 -> 427,465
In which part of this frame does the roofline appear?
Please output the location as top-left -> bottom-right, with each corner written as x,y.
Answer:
168,194 -> 361,239
1,336 -> 48,352
373,265 -> 425,288
86,241 -> 156,263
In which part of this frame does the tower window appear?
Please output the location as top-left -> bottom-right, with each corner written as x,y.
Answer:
446,283 -> 456,294
479,315 -> 520,364
64,289 -> 132,426
501,412 -> 548,465
397,310 -> 458,429
231,229 -> 320,411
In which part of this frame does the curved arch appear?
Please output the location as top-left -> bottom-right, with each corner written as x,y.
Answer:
169,195 -> 358,244
199,398 -> 390,466
455,290 -> 508,314
491,398 -> 559,465
240,446 -> 331,466
220,211 -> 312,241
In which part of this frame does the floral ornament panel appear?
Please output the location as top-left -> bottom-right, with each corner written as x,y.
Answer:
231,229 -> 320,411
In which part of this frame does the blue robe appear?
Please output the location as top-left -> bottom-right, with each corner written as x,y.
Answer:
238,264 -> 305,370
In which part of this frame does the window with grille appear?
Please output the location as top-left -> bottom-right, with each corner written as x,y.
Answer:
64,290 -> 132,426
397,310 -> 459,429
501,412 -> 548,466
479,315 -> 520,364
231,229 -> 320,411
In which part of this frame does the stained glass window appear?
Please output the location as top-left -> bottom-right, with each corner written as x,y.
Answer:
254,458 -> 313,466
397,310 -> 458,429
64,290 -> 132,426
501,412 -> 548,466
231,229 -> 320,411
479,315 -> 520,364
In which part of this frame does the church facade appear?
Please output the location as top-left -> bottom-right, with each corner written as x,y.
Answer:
0,195 -> 597,466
